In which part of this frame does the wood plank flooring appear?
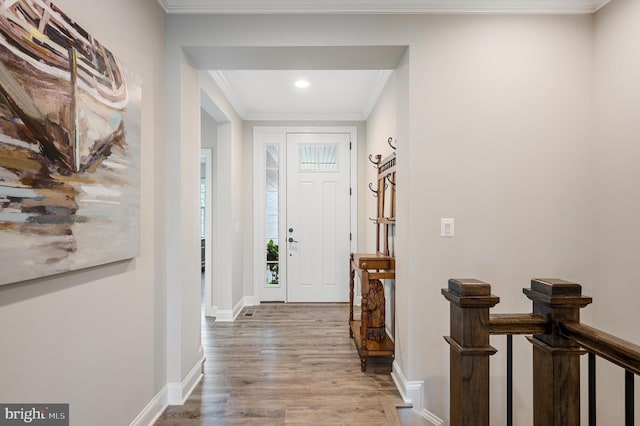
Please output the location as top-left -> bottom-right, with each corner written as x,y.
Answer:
154,303 -> 406,425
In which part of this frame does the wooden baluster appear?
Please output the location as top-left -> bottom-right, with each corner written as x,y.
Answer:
523,279 -> 592,426
442,279 -> 499,426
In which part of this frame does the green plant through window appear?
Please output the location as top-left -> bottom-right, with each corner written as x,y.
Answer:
266,239 -> 279,285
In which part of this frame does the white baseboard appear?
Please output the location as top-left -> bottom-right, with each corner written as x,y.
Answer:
129,385 -> 168,426
215,297 -> 254,322
232,297 -> 246,319
167,350 -> 205,405
417,409 -> 444,425
390,361 -> 443,426
214,309 -> 234,322
204,302 -> 215,317
391,360 -> 423,408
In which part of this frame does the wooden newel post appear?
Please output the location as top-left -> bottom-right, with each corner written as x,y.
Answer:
442,279 -> 499,426
523,279 -> 593,426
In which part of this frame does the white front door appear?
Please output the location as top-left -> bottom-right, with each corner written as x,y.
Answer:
286,133 -> 351,302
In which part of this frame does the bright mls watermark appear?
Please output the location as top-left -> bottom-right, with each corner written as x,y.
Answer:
0,404 -> 68,426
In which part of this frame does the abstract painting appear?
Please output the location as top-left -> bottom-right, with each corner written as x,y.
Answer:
0,0 -> 141,285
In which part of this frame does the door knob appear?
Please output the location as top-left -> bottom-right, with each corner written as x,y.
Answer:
288,237 -> 298,243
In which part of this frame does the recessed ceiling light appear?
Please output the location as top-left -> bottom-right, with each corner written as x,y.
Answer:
294,80 -> 310,89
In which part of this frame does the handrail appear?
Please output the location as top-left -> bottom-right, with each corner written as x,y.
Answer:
559,321 -> 640,376
443,277 -> 639,426
489,313 -> 547,335
442,278 -> 640,426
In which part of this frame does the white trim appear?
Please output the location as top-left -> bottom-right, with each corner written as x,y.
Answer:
201,149 -> 214,317
214,309 -> 234,322
593,0 -> 612,11
232,296 -> 246,319
167,352 -> 205,405
361,70 -> 393,120
391,360 -> 424,409
215,296 -> 255,322
161,0 -> 609,15
166,382 -> 182,406
417,409 -> 445,426
129,385 -> 168,426
243,296 -> 257,307
242,112 -> 369,121
390,361 -> 444,425
208,71 -> 247,119
253,127 -> 287,303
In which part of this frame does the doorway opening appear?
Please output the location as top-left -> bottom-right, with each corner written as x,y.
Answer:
200,147 -> 212,316
200,90 -> 231,319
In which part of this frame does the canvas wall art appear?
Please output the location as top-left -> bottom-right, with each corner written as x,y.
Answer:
0,0 -> 141,285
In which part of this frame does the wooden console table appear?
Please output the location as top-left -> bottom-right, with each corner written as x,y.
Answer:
349,253 -> 395,371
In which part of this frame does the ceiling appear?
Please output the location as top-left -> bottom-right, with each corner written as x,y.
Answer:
172,0 -> 611,121
211,70 -> 392,121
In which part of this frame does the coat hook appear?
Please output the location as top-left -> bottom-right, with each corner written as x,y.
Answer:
369,154 -> 382,168
386,175 -> 396,186
368,182 -> 378,196
388,137 -> 397,150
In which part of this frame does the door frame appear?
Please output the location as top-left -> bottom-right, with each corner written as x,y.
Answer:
253,126 -> 358,303
200,148 -> 213,316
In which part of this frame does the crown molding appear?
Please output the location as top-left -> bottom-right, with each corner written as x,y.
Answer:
362,70 -> 393,120
208,70 -> 248,119
159,0 -> 611,15
156,0 -> 169,12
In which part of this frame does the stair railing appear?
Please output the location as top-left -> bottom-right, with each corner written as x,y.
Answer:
442,278 -> 640,426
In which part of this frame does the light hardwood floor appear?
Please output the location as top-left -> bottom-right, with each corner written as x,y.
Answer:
154,303 -> 410,425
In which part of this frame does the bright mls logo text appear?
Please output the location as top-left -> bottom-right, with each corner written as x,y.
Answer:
0,404 -> 68,425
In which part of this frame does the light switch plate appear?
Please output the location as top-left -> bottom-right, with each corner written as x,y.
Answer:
441,218 -> 455,237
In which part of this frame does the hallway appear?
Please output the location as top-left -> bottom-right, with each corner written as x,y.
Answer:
155,304 -> 416,425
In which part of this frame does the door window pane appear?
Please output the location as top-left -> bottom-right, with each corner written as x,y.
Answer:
265,144 -> 280,286
299,143 -> 338,172
266,169 -> 279,191
266,238 -> 279,285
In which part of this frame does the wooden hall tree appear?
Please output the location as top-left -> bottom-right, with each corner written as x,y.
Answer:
349,139 -> 396,372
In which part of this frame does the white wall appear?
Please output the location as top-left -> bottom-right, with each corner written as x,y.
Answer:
364,72 -> 398,253
410,15 -> 593,423
0,1 -> 167,425
593,0 -> 640,422
166,13 -> 594,424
